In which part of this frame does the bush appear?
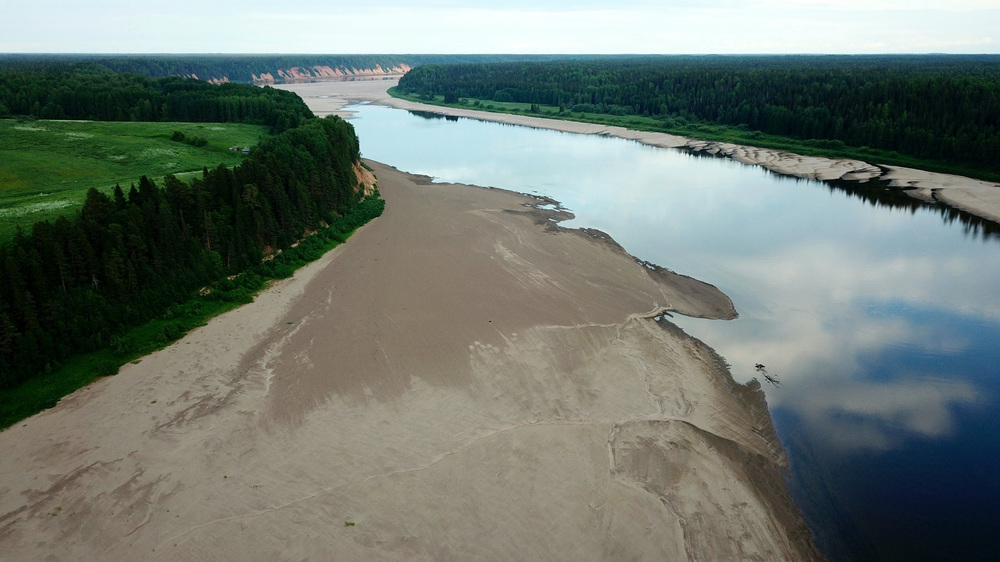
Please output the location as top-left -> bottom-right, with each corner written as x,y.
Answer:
94,361 -> 119,377
170,131 -> 207,147
222,288 -> 254,304
160,323 -> 182,341
804,138 -> 847,150
110,334 -> 133,356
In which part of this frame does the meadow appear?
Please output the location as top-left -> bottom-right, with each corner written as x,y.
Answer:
0,118 -> 269,242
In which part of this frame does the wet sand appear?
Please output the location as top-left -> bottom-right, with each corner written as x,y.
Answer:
282,77 -> 1000,226
0,156 -> 819,559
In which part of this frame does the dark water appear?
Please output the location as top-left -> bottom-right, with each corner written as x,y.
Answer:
347,104 -> 1000,561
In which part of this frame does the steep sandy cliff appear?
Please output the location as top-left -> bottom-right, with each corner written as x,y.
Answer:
253,64 -> 411,85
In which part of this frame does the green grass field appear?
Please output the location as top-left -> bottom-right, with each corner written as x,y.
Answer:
0,118 -> 269,242
390,90 -> 1000,184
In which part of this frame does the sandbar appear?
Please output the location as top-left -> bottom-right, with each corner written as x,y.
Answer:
0,153 -> 819,558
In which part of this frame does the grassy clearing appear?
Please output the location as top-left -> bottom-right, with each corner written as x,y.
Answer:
0,119 -> 269,242
390,90 -> 999,184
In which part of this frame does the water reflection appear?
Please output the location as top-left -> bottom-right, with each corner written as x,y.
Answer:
347,103 -> 1000,561
791,377 -> 978,450
680,146 -> 1000,242
828,179 -> 1000,242
407,110 -> 460,122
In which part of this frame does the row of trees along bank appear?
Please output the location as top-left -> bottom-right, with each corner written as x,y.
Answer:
0,70 -> 383,392
396,55 -> 1000,174
0,67 -> 313,132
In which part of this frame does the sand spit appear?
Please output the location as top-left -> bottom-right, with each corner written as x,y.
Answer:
278,79 -> 1000,226
0,162 -> 819,560
880,165 -> 1000,224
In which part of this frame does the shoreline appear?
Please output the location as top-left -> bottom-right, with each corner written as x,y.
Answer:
0,155 -> 820,558
278,77 -> 1000,226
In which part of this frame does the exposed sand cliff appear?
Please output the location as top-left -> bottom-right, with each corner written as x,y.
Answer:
253,64 -> 412,85
174,64 -> 411,86
180,74 -> 231,85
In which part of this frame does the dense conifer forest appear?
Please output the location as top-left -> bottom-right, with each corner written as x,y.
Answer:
0,54 -> 604,84
0,69 -> 381,395
0,68 -> 312,132
396,55 -> 1000,173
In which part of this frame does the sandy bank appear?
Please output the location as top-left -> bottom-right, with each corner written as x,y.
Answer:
279,78 -> 1000,226
0,160 -> 818,559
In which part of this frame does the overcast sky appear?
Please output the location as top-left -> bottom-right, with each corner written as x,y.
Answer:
2,0 -> 997,54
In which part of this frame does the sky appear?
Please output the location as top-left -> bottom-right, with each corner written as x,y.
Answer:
1,0 -> 998,55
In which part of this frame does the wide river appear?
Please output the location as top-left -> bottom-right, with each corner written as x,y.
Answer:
347,103 -> 1000,561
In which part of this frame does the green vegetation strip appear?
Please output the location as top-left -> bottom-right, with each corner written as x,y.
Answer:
389,90 -> 1000,184
0,119 -> 267,242
0,193 -> 384,430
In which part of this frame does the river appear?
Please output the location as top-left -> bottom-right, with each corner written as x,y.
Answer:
347,103 -> 1000,561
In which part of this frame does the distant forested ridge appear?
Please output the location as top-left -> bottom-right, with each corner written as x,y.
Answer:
0,69 -> 381,389
0,54 -> 606,85
0,68 -> 312,132
396,55 -> 1000,172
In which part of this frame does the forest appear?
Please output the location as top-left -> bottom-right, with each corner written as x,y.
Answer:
0,67 -> 313,132
395,55 -> 1000,174
0,54 -> 605,85
0,69 -> 381,401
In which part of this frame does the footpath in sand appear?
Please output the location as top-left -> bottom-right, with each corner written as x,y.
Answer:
0,160 -> 819,559
283,77 -> 1000,226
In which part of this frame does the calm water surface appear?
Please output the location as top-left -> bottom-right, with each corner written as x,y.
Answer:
348,104 -> 1000,561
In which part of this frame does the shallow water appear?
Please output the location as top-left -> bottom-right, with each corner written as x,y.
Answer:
348,104 -> 1000,561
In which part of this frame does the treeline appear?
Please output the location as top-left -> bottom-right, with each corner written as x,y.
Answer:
0,115 -> 373,387
0,68 -> 313,132
71,55 -> 414,83
396,55 -> 1000,171
0,54 -> 411,82
0,54 -> 611,84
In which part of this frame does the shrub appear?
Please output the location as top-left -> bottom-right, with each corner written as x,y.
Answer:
110,334 -> 133,356
95,361 -> 119,377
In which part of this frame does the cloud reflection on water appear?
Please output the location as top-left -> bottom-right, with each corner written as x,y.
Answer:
782,376 -> 980,452
671,237 -> 997,453
349,102 -> 1000,559
352,106 -> 1000,458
